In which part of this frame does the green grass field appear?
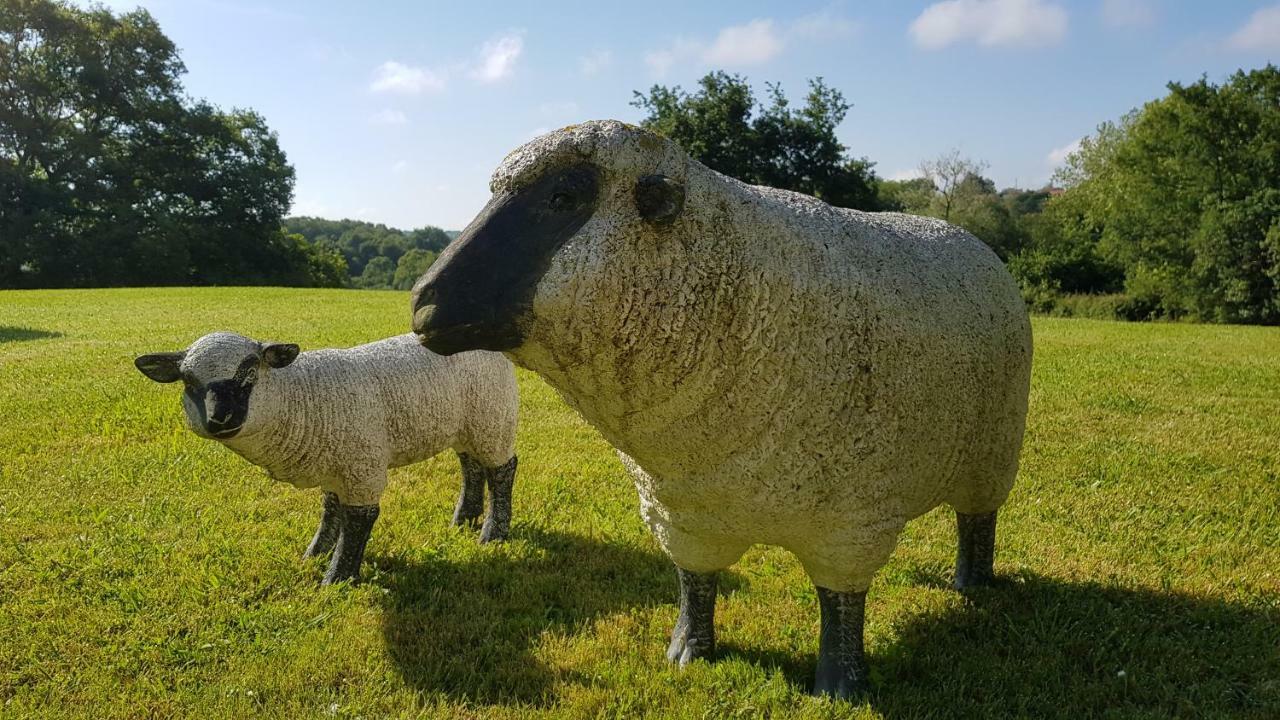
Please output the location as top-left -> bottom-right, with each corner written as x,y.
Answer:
1,287 -> 1277,719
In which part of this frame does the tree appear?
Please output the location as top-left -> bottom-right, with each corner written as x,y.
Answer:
354,256 -> 394,289
632,72 -> 883,211
1043,66 -> 1280,323
918,150 -> 988,223
0,0 -> 316,288
393,248 -> 436,290
876,177 -> 935,213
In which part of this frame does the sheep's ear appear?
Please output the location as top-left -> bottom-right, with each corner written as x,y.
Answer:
635,174 -> 685,224
262,343 -> 299,369
134,352 -> 185,383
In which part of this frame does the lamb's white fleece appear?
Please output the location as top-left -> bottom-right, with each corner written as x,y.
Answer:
185,332 -> 518,506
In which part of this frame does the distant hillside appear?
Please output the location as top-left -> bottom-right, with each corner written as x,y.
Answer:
282,217 -> 451,290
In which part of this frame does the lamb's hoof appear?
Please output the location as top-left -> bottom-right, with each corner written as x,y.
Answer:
812,662 -> 869,700
666,629 -> 713,667
478,520 -> 509,544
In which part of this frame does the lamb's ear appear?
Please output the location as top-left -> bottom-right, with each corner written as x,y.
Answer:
635,174 -> 685,224
261,343 -> 300,369
134,352 -> 185,383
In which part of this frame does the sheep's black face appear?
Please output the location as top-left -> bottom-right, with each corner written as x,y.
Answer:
411,161 -> 602,355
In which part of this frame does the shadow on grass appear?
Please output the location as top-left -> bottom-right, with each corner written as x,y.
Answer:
376,527 -> 675,706
728,569 -> 1280,718
0,326 -> 62,343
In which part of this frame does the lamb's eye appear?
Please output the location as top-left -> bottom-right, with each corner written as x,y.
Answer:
548,191 -> 573,210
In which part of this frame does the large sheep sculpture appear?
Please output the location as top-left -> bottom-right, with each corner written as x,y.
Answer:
410,120 -> 1032,697
135,332 -> 519,585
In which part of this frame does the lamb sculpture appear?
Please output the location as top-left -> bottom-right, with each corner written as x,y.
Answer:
135,332 -> 519,585
409,120 -> 1032,697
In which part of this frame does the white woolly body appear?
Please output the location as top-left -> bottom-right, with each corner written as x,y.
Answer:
497,121 -> 1032,592
182,333 -> 517,506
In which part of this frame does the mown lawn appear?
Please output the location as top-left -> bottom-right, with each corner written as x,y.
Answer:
0,287 -> 1277,719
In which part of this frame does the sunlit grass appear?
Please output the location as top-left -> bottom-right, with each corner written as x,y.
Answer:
1,288 -> 1277,718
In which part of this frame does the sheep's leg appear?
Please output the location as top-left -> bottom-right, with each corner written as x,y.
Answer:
322,503 -> 380,585
479,455 -> 517,543
954,510 -> 997,590
666,566 -> 718,666
812,587 -> 869,698
453,453 -> 486,529
303,491 -> 342,559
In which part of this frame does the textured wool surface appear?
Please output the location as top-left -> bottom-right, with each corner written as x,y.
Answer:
178,332 -> 517,506
497,121 -> 1032,592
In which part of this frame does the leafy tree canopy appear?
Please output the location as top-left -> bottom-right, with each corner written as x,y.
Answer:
632,72 -> 882,211
1039,65 -> 1280,323
0,0 -> 327,288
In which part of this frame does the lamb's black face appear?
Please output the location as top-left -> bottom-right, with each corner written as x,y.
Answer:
411,161 -> 602,355
180,355 -> 259,439
135,335 -> 299,441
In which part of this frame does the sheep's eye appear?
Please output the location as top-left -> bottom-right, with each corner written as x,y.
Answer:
548,191 -> 573,211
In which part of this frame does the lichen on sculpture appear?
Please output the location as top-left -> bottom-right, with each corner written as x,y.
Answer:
135,332 -> 519,585
410,120 -> 1032,698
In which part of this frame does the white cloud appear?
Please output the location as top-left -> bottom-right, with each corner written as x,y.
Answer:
391,160 -> 409,174
645,20 -> 784,76
887,168 -> 924,181
370,61 -> 445,95
644,14 -> 858,76
370,109 -> 408,126
579,49 -> 613,77
909,0 -> 1068,50
644,38 -> 702,76
1227,5 -> 1280,52
1047,138 -> 1082,166
704,19 -> 784,66
1101,0 -> 1155,28
790,10 -> 860,41
471,31 -> 524,83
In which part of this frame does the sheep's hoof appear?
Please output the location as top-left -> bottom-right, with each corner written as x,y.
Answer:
478,519 -> 509,544
321,568 -> 359,586
451,510 -> 483,529
665,626 -> 714,667
953,569 -> 995,591
811,662 -> 869,700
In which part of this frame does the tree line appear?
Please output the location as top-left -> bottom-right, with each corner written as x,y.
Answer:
633,67 -> 1280,323
281,217 -> 453,291
5,1 -> 1278,323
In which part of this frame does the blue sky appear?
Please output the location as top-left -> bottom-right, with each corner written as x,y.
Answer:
85,0 -> 1279,230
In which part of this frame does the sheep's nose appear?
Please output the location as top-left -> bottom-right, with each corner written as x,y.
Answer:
411,283 -> 438,337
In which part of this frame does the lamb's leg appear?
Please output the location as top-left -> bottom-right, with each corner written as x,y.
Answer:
303,491 -> 342,558
812,587 -> 870,699
479,455 -> 517,543
954,510 -> 997,590
666,566 -> 718,666
453,453 -> 486,529
322,503 -> 380,585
